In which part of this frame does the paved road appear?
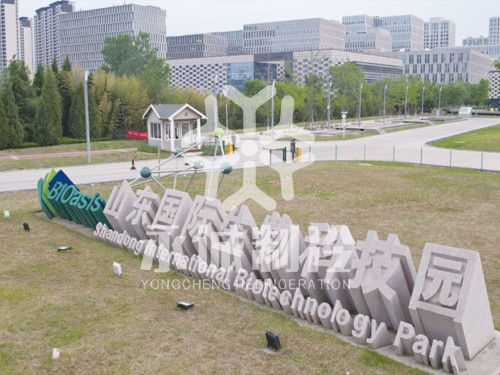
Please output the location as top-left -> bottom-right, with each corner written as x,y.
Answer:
0,117 -> 498,193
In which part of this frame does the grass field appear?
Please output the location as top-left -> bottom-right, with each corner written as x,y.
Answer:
0,140 -> 171,172
432,123 -> 500,152
1,161 -> 499,374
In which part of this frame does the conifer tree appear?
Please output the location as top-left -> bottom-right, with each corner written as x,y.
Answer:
33,70 -> 62,146
2,88 -> 24,147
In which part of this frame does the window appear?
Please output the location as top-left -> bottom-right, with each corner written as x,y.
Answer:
150,122 -> 160,139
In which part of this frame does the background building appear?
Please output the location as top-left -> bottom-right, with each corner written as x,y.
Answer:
169,54 -> 285,93
167,33 -> 227,60
342,15 -> 374,34
34,1 -> 74,68
489,16 -> 500,45
344,28 -> 392,53
463,36 -> 490,46
424,17 -> 456,49
374,15 -> 424,51
488,70 -> 500,109
242,18 -> 345,55
18,17 -> 34,74
0,0 -> 19,69
389,47 -> 495,83
293,49 -> 402,84
59,4 -> 167,72
212,30 -> 244,56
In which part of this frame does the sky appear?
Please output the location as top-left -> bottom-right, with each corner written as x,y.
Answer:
19,0 -> 498,44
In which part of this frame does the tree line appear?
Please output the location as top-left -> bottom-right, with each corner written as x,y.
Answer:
0,36 -> 496,149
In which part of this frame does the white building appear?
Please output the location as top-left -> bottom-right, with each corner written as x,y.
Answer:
18,17 -> 34,75
463,36 -> 490,47
489,16 -> 500,45
424,17 -> 456,49
143,103 -> 206,152
342,15 -> 374,34
59,4 -> 167,72
389,47 -> 495,83
293,49 -> 403,84
345,28 -> 392,53
242,18 -> 345,55
167,33 -> 228,60
0,0 -> 19,69
34,1 -> 74,68
374,15 -> 424,51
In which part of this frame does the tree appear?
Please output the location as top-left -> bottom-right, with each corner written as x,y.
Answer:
32,63 -> 45,97
51,57 -> 59,75
33,70 -> 62,146
68,82 -> 86,139
62,56 -> 72,72
58,68 -> 73,136
0,92 -> 7,149
329,62 -> 365,118
68,82 -> 102,139
494,60 -> 500,70
102,32 -> 170,101
1,88 -> 24,147
4,59 -> 35,127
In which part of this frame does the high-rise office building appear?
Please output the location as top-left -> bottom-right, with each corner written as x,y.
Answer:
212,30 -> 244,56
242,18 -> 344,55
34,1 -> 74,68
342,15 -> 374,34
59,4 -> 167,72
374,15 -> 424,51
167,33 -> 227,60
344,28 -> 392,53
0,0 -> 19,69
389,47 -> 495,83
489,16 -> 500,45
424,17 -> 456,49
18,17 -> 34,75
462,36 -> 489,47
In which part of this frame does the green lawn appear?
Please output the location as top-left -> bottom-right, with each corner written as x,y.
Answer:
0,140 -> 171,172
432,123 -> 500,152
1,162 -> 498,373
0,139 -> 147,157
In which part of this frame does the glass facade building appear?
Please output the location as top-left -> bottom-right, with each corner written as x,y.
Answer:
59,4 -> 166,72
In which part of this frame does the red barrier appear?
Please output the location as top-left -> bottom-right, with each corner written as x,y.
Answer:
127,130 -> 148,139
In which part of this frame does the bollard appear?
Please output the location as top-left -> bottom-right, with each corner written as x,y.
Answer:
392,146 -> 395,162
449,150 -> 452,167
131,159 -> 136,170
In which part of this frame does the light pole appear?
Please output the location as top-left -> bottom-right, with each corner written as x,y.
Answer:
212,75 -> 218,129
271,79 -> 276,137
327,81 -> 332,128
84,71 -> 91,163
437,86 -> 443,117
421,86 -> 426,117
383,84 -> 388,125
404,85 -> 408,119
358,83 -> 363,126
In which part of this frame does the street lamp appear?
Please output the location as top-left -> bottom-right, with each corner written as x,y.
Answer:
271,79 -> 276,137
327,81 -> 332,128
84,71 -> 91,163
212,74 -> 218,129
421,86 -> 426,117
358,83 -> 363,126
383,84 -> 388,125
404,85 -> 408,119
437,86 -> 443,117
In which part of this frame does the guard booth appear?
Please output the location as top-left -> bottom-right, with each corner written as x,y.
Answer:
143,104 -> 207,152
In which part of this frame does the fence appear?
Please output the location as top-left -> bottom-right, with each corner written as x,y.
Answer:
321,144 -> 500,171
